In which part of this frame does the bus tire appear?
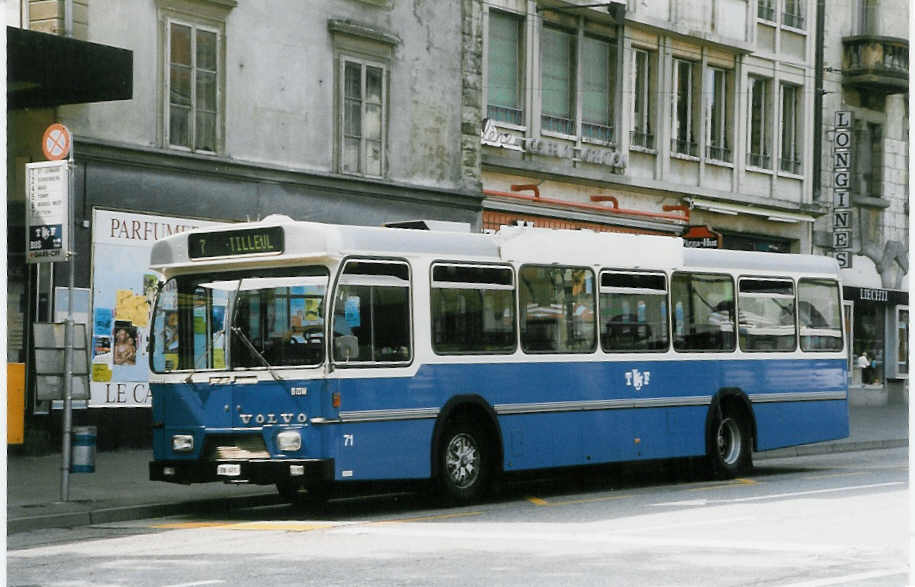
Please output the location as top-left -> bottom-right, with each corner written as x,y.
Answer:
439,420 -> 490,504
707,405 -> 752,479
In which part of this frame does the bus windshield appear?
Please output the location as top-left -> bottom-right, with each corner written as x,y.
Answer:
150,266 -> 329,372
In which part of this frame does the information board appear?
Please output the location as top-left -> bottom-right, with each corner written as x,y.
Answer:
26,161 -> 69,263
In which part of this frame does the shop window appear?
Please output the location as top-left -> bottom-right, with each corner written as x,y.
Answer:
672,59 -> 699,157
487,10 -> 525,126
519,266 -> 595,353
779,83 -> 802,174
631,49 -> 655,149
748,77 -> 772,169
671,272 -> 735,352
896,306 -> 908,376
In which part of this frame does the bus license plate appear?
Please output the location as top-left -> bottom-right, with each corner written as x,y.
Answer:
217,463 -> 241,477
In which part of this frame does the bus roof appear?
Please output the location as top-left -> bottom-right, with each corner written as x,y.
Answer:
148,215 -> 838,278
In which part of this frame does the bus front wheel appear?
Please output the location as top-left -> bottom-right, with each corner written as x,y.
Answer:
439,420 -> 490,504
708,406 -> 752,479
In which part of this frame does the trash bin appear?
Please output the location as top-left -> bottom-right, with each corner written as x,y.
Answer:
71,426 -> 96,473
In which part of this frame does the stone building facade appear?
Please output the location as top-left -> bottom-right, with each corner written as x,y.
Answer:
8,0 -> 484,450
815,0 -> 909,399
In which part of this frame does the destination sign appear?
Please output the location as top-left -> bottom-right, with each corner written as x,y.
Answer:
188,226 -> 284,259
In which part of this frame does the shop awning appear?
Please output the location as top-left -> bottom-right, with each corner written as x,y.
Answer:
7,26 -> 133,109
686,198 -> 816,224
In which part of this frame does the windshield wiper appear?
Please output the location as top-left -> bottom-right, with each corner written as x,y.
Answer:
231,325 -> 284,382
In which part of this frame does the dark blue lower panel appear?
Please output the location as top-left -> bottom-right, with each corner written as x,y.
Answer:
501,406 -> 707,471
753,400 -> 849,451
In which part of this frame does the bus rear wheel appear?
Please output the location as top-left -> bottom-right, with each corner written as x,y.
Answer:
439,421 -> 490,504
708,406 -> 752,479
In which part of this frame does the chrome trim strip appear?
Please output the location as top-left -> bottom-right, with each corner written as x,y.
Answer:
494,396 -> 712,415
338,407 -> 440,423
749,391 -> 848,403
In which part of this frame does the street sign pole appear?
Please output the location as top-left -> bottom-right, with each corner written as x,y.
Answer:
60,148 -> 75,502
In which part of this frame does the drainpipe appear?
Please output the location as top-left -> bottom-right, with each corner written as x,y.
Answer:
64,0 -> 73,37
812,0 -> 825,202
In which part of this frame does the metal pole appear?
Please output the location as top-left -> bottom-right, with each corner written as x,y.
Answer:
60,152 -> 75,502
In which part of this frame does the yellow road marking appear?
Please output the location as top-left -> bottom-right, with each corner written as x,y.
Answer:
227,521 -> 338,531
153,522 -> 234,529
685,478 -> 757,492
526,493 -> 628,507
372,511 -> 483,524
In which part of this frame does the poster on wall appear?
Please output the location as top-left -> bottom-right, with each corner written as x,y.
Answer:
90,209 -> 227,407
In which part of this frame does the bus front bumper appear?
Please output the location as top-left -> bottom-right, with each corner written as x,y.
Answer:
150,458 -> 334,485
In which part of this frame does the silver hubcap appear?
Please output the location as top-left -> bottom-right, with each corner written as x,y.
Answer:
717,417 -> 742,466
445,432 -> 480,489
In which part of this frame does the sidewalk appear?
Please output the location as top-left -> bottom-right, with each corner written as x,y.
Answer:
7,404 -> 908,534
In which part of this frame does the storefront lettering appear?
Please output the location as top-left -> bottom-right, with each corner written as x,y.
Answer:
859,288 -> 888,302
109,217 -> 199,242
481,119 -> 627,172
104,383 -> 151,405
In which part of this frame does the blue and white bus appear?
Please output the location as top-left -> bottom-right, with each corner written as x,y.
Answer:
147,215 -> 848,503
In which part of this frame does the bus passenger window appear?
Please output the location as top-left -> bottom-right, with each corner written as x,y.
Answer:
599,272 -> 668,352
333,261 -> 411,364
738,279 -> 796,352
431,264 -> 515,354
519,266 -> 595,353
671,272 -> 735,352
798,278 -> 843,351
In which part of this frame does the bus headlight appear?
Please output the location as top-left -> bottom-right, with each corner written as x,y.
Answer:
277,430 -> 302,452
172,434 -> 194,452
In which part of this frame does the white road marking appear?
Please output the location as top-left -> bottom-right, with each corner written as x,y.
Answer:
652,481 -> 905,507
775,567 -> 908,587
164,581 -> 226,587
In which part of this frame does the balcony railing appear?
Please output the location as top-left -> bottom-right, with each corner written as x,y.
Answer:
582,121 -> 614,144
630,130 -> 655,150
779,157 -> 802,175
842,35 -> 909,95
782,10 -> 805,29
671,138 -> 698,157
487,104 -> 524,126
541,114 -> 575,136
706,145 -> 732,163
747,152 -> 771,169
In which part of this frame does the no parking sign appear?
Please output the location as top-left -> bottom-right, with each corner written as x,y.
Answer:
42,123 -> 72,161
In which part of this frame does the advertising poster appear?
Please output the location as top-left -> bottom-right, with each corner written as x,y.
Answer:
90,209 -> 226,407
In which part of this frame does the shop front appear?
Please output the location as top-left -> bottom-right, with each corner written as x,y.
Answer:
843,286 -> 908,396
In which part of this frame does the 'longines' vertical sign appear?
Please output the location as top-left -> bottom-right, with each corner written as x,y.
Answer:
832,111 -> 853,268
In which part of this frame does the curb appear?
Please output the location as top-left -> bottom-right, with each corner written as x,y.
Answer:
755,438 -> 908,460
7,492 -> 281,535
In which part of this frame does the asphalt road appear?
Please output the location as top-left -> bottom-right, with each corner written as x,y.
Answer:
8,447 -> 909,586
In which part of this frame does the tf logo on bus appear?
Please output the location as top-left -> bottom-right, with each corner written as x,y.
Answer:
625,369 -> 651,391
